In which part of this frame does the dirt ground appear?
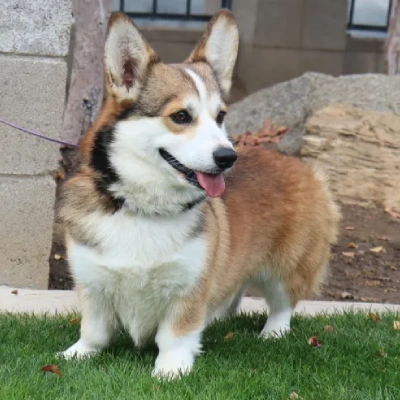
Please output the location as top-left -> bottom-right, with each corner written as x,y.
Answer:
49,200 -> 400,304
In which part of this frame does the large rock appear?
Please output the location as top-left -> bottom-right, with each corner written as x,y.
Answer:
302,104 -> 400,212
226,72 -> 400,155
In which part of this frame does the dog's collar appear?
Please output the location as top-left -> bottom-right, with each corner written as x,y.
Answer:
182,195 -> 207,212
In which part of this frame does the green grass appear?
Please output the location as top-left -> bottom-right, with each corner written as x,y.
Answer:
1,312 -> 399,400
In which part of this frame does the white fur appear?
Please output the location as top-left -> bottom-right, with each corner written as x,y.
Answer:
60,206 -> 206,366
254,273 -> 293,338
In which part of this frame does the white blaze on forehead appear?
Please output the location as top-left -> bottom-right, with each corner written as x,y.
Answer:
185,68 -> 221,115
185,69 -> 208,108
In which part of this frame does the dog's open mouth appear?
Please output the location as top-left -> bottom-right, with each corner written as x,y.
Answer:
159,149 -> 225,197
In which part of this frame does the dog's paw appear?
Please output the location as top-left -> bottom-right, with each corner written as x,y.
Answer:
56,340 -> 100,360
259,325 -> 290,339
152,349 -> 194,380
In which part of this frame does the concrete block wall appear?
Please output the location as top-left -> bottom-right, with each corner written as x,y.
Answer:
0,0 -> 72,288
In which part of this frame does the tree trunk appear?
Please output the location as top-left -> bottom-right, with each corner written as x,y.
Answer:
386,0 -> 400,75
62,0 -> 113,144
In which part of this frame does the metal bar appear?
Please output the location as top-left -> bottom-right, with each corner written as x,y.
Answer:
120,0 -> 125,12
126,12 -> 213,21
387,0 -> 393,29
221,0 -> 232,9
152,0 -> 158,18
186,0 -> 191,16
347,0 -> 356,28
347,24 -> 389,32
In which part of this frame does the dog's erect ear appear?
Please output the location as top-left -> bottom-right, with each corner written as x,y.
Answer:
104,12 -> 160,102
186,10 -> 238,96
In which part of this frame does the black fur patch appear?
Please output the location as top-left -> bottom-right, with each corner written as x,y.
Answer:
90,125 -> 124,212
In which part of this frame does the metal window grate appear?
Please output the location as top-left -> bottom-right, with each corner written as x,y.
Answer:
119,0 -> 232,21
347,0 -> 392,32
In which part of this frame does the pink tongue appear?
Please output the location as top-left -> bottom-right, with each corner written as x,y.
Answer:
195,172 -> 226,198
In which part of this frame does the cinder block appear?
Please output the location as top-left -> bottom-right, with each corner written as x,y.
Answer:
302,0 -> 347,51
232,0 -> 259,44
0,176 -> 56,289
0,0 -> 72,57
300,50 -> 344,76
237,47 -> 300,92
254,0 -> 304,48
0,56 -> 68,175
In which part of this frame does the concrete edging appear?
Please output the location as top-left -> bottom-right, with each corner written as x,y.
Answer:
1,287 -> 399,316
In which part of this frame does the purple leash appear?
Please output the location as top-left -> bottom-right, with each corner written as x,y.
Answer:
0,117 -> 79,149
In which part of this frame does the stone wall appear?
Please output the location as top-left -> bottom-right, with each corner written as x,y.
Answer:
0,0 -> 72,288
134,0 -> 385,99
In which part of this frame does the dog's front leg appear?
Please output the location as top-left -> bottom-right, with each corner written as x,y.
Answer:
152,301 -> 206,379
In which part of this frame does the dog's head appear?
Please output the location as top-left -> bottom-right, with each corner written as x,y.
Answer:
83,10 -> 239,209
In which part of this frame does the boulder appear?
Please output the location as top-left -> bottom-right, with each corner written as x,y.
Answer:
226,72 -> 400,156
302,104 -> 400,212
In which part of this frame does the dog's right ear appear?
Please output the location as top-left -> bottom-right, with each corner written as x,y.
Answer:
104,12 -> 160,102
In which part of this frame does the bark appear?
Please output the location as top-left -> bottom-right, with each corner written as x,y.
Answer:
386,0 -> 400,75
62,0 -> 113,144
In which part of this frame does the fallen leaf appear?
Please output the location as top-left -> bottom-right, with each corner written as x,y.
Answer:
378,236 -> 390,241
54,254 -> 64,260
324,325 -> 334,333
40,364 -> 62,376
342,252 -> 355,258
70,317 -> 79,324
368,313 -> 382,322
365,280 -> 380,287
369,246 -> 383,253
383,289 -> 389,294
347,242 -> 358,249
308,336 -> 322,347
390,265 -> 397,271
384,207 -> 400,219
11,289 -> 18,295
289,392 -> 299,400
377,350 -> 388,358
224,331 -> 234,340
341,291 -> 354,300
394,321 -> 400,331
345,226 -> 355,231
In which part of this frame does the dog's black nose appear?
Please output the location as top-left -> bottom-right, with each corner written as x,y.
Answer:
213,147 -> 237,170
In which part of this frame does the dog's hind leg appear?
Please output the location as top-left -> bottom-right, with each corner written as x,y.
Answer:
257,273 -> 293,339
58,285 -> 117,359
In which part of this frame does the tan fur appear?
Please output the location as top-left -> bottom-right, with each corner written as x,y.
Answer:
172,148 -> 340,335
59,10 -> 340,370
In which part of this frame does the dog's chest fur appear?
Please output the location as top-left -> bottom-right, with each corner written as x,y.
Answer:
68,207 -> 206,345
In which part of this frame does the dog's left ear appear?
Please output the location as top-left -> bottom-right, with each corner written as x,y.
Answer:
104,12 -> 160,102
186,10 -> 239,96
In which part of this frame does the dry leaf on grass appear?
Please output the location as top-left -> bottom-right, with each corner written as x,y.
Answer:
342,252 -> 355,258
345,226 -> 355,231
377,350 -> 388,358
11,289 -> 18,295
341,291 -> 354,300
308,336 -> 322,347
393,321 -> 400,331
70,317 -> 79,324
289,392 -> 299,399
368,313 -> 382,322
40,364 -> 62,376
347,242 -> 358,249
223,331 -> 234,340
324,325 -> 334,333
369,246 -> 384,253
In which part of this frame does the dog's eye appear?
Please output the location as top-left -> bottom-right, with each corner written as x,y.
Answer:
171,110 -> 192,124
216,111 -> 226,125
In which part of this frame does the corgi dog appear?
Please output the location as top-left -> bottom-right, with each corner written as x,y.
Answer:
58,10 -> 340,378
